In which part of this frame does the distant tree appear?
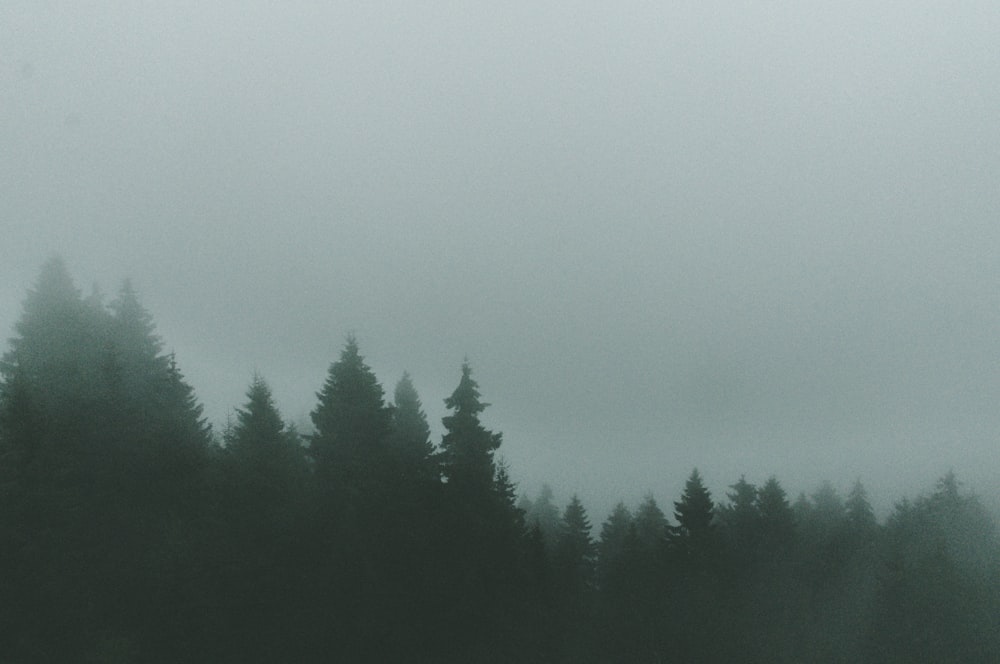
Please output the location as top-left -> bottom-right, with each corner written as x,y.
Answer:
309,336 -> 392,497
388,372 -> 438,483
845,479 -> 877,533
0,257 -> 108,435
615,495 -> 671,662
554,495 -> 596,592
810,480 -> 845,527
524,484 -> 562,552
756,476 -> 795,553
869,472 -> 1000,662
596,502 -> 632,590
215,375 -> 308,661
0,262 -> 216,661
672,468 -> 716,549
432,363 -> 528,661
717,475 -> 760,558
224,374 -> 306,488
551,495 -> 596,661
439,360 -> 502,500
633,494 -> 670,552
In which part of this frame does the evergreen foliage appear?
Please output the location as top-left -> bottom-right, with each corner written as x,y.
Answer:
309,335 -> 392,497
439,360 -> 502,497
388,371 -> 438,483
1,259 -> 998,663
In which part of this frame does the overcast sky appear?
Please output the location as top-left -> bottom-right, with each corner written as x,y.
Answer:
3,1 -> 999,519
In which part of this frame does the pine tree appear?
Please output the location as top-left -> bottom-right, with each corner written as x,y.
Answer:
633,494 -> 669,552
216,375 -> 308,661
673,468 -> 715,543
439,360 -> 501,499
845,479 -> 877,533
1,257 -> 108,435
309,336 -> 392,495
555,495 -> 595,590
756,476 -> 795,553
225,374 -> 305,488
524,484 -> 562,552
388,372 -> 437,483
717,475 -> 760,560
596,502 -> 632,590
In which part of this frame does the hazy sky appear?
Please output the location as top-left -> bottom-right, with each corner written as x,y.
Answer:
3,2 -> 999,519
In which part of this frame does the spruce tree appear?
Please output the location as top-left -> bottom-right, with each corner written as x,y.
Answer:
756,476 -> 795,553
309,336 -> 392,495
388,372 -> 437,483
673,468 -> 715,543
524,484 -> 562,552
717,475 -> 760,561
596,502 -> 632,587
439,360 -> 501,499
217,375 -> 307,661
225,374 -> 305,489
845,479 -> 877,532
555,495 -> 596,591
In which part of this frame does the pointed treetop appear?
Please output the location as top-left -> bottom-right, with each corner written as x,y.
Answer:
845,479 -> 877,530
674,468 -> 715,537
226,373 -> 286,451
310,335 -> 391,445
439,361 -> 502,493
634,494 -> 669,548
392,371 -> 431,445
389,371 -> 437,480
109,279 -> 164,362
444,360 -> 489,415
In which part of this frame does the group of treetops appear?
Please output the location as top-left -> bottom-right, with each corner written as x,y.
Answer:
1,257 -> 997,663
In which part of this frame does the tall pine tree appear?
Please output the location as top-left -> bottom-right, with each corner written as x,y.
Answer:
309,336 -> 392,498
439,360 -> 501,500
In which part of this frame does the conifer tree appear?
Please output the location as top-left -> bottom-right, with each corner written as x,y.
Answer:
673,468 -> 715,545
388,372 -> 437,483
596,503 -> 632,582
439,360 -> 501,499
633,494 -> 670,552
225,374 -> 305,488
717,475 -> 760,560
756,476 -> 795,553
845,479 -> 877,532
1,257 -> 107,431
524,484 -> 562,552
216,375 -> 307,661
555,495 -> 596,589
309,336 -> 392,494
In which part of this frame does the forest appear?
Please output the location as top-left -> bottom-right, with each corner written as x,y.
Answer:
1,257 -> 998,663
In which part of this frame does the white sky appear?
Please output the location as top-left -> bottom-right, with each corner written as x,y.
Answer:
2,1 -> 999,519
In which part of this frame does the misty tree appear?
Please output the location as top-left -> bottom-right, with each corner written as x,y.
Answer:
554,494 -> 596,594
550,494 -> 597,661
845,479 -> 877,533
672,468 -> 716,552
756,476 -> 795,554
309,335 -> 392,497
223,374 -> 306,493
388,371 -> 438,484
523,483 -> 562,552
868,472 -> 1000,662
595,502 -> 632,589
214,374 -> 308,662
0,257 -> 108,439
439,360 -> 502,499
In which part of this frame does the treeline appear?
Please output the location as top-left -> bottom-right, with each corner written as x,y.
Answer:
0,258 -> 998,663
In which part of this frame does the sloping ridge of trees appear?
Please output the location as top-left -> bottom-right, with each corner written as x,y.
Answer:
1,258 -> 998,663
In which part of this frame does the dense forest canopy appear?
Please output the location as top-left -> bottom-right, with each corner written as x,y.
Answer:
1,259 -> 998,663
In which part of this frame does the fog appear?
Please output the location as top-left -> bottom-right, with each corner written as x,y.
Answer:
3,1 -> 999,518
